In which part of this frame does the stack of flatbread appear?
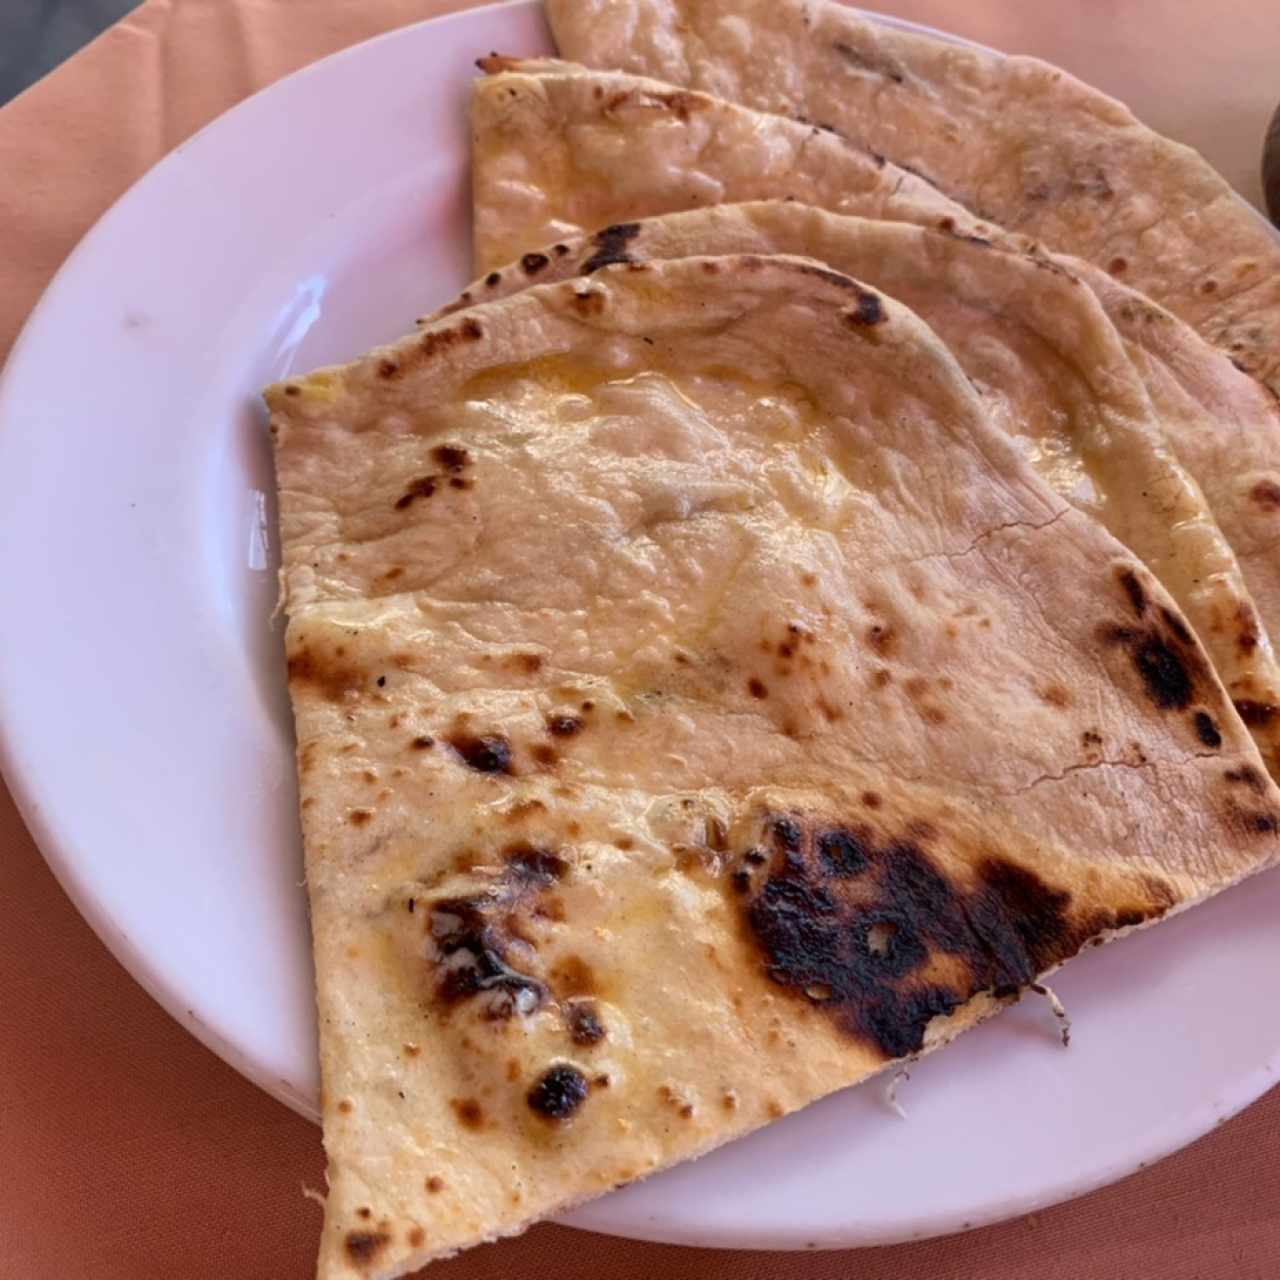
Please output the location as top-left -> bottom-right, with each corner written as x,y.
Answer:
263,4 -> 1280,1275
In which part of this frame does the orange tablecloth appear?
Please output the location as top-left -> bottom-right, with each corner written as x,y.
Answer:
2,3 -> 1279,1276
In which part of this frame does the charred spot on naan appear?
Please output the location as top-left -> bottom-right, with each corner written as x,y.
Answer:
446,730 -> 513,774
431,443 -> 471,473
1225,764 -> 1270,795
344,1230 -> 391,1269
527,1063 -> 590,1120
1096,579 -> 1213,714
429,896 -> 547,1018
1234,698 -> 1279,729
580,222 -> 642,274
378,316 -> 484,382
565,1001 -> 607,1046
733,812 -> 1170,1060
1250,479 -> 1280,511
419,844 -> 569,1021
1115,565 -> 1147,617
1192,711 -> 1223,749
287,642 -> 367,704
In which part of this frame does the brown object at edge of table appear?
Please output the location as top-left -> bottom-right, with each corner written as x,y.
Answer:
1,3 -> 1278,1278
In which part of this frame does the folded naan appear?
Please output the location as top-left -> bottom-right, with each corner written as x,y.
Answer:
470,57 -> 1024,275
267,255 -> 1280,1277
468,61 -> 1280,770
546,0 -> 1280,397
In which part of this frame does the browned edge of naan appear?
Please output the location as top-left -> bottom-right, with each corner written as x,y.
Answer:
268,254 -> 1280,1278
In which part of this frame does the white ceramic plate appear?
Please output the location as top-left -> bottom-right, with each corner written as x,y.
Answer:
2,0 -> 1278,1251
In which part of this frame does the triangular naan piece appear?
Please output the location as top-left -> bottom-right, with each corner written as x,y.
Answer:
469,57 -> 1025,274
1075,261 -> 1280,709
469,66 -> 1280,773
546,0 -> 1280,396
267,255 -> 1280,1277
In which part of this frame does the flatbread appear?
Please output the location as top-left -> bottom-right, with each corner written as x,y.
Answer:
267,254 -> 1280,1277
469,57 -> 1026,274
546,0 -> 1280,397
468,103 -> 1280,770
1073,260 -> 1280,731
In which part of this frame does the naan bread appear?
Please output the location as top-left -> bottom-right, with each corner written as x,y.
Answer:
1075,261 -> 1280,728
546,0 -> 1280,396
466,138 -> 1280,771
267,255 -> 1280,1277
470,57 -> 1025,274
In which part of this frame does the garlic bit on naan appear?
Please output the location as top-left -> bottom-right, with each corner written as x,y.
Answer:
267,255 -> 1280,1278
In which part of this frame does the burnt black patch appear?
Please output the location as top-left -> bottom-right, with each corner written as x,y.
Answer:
770,816 -> 803,852
506,845 -> 567,884
862,985 -> 961,1059
547,714 -> 583,737
485,271 -> 502,287
1235,699 -> 1279,728
737,814 -> 1125,1060
968,857 -> 1074,980
1100,626 -> 1195,711
842,291 -> 884,327
345,1231 -> 390,1266
394,475 -> 437,510
1117,567 -> 1147,616
1193,710 -> 1223,749
816,827 -> 871,877
431,444 -> 470,473
565,1002 -> 607,1046
851,911 -> 927,980
527,1063 -> 590,1119
431,897 -> 547,1018
521,252 -> 550,275
446,733 -> 512,773
581,222 -> 642,274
